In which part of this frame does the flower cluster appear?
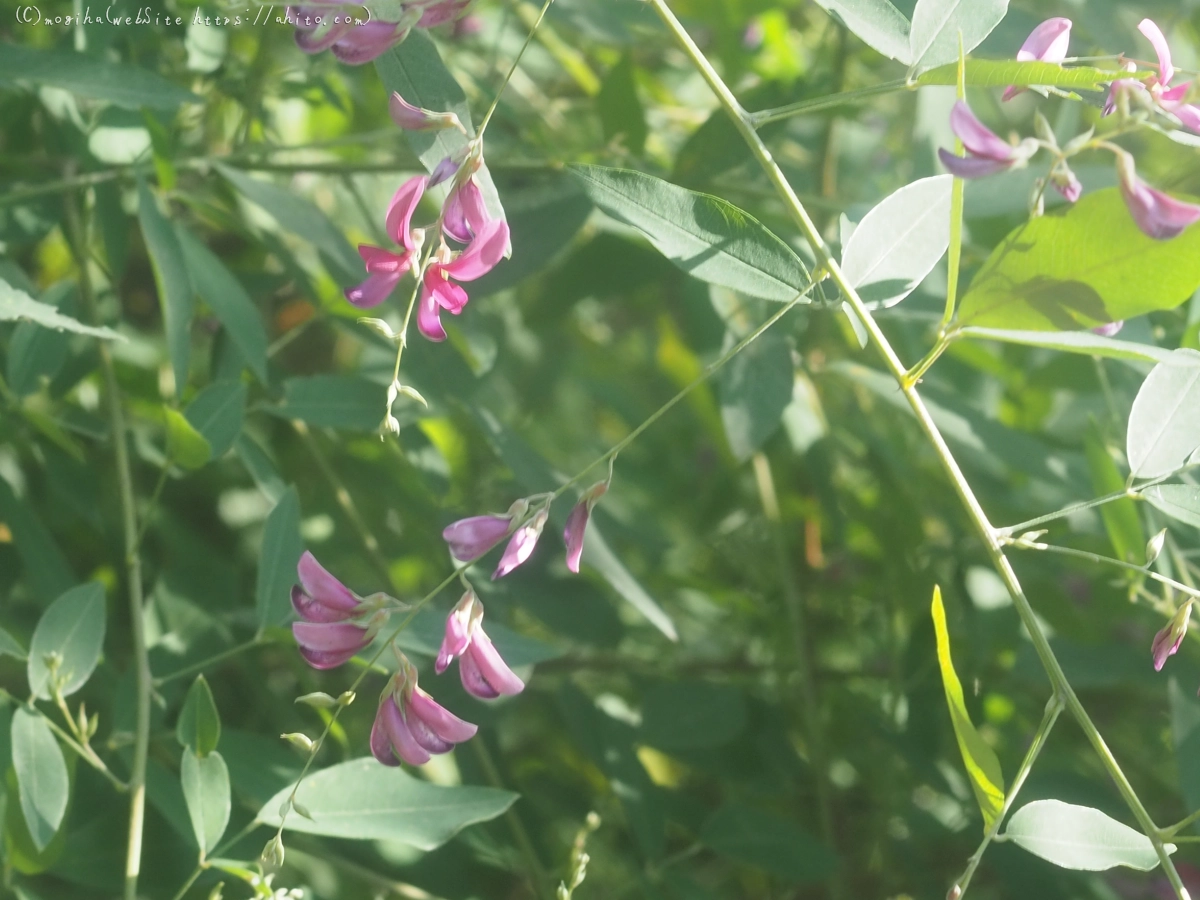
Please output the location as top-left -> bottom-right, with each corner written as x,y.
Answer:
936,17 -> 1200,242
344,95 -> 510,342
1106,20 -> 1200,133
290,0 -> 476,65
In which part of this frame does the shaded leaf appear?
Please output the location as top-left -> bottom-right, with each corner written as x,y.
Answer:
0,476 -> 76,603
931,586 -> 1005,829
184,381 -> 246,459
571,165 -> 811,303
701,803 -> 835,882
256,487 -> 304,629
1145,485 -> 1200,529
176,675 -> 221,757
908,0 -> 1009,74
1127,350 -> 1200,479
0,43 -> 199,109
1004,800 -> 1173,871
28,583 -> 106,701
598,54 -> 647,154
265,375 -> 387,432
11,709 -> 68,852
955,190 -> 1200,331
137,181 -> 193,396
256,758 -> 516,849
0,627 -> 26,660
181,750 -> 230,857
840,175 -> 952,308
640,682 -> 747,750
718,331 -> 794,461
0,279 -> 121,341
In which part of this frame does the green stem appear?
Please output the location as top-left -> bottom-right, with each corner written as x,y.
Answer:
39,704 -> 129,792
1009,539 -> 1200,603
954,693 -> 1063,898
477,0 -> 556,138
647,2 -> 1188,895
751,452 -> 841,900
1163,806 -> 1200,839
64,182 -> 152,900
549,280 -> 814,503
153,639 -> 266,686
749,80 -> 910,128
997,474 -> 1176,537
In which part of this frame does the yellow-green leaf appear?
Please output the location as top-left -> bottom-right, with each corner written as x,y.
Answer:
164,407 -> 212,470
931,585 -> 1005,829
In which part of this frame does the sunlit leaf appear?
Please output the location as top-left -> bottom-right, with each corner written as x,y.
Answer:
1084,432 -> 1142,564
1127,350 -> 1200,479
28,582 -> 106,701
256,487 -> 304,630
1004,800 -> 1173,871
1144,484 -> 1200,529
931,585 -> 1005,829
0,279 -> 121,341
256,758 -> 516,849
11,709 -> 68,852
908,0 -> 1009,73
164,407 -> 212,471
0,43 -> 199,109
811,0 -> 911,62
956,327 -> 1184,364
918,59 -> 1140,90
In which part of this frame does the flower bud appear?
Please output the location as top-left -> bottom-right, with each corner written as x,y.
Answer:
206,885 -> 224,900
357,317 -> 398,340
1146,528 -> 1168,566
293,800 -> 314,821
295,692 -> 338,709
1153,600 -> 1193,671
281,732 -> 316,754
338,690 -> 356,708
260,834 -> 285,871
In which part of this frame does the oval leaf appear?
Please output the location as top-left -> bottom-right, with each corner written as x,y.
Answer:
164,407 -> 212,471
811,0 -> 911,63
956,189 -> 1200,331
28,582 -> 107,701
841,175 -> 952,308
908,0 -> 1009,73
1145,484 -> 1200,529
11,708 -> 69,852
571,165 -> 811,303
181,749 -> 230,857
176,675 -> 221,757
1005,799 -> 1174,871
1127,350 -> 1200,479
256,758 -> 516,849
932,586 -> 1005,829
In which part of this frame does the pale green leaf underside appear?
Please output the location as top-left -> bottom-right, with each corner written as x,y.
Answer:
1005,800 -> 1173,871
956,328 -> 1189,365
0,279 -> 123,341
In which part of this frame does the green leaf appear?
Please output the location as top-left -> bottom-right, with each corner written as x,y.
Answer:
256,758 -> 516,849
0,278 -> 122,341
0,476 -> 76,603
256,487 -> 304,629
955,189 -> 1200,331
174,225 -> 269,383
570,165 -> 811,304
955,327 -> 1186,365
701,803 -> 835,882
235,434 -> 287,503
931,585 -> 1005,829
718,331 -> 794,461
176,675 -> 221,757
918,59 -> 1136,91
11,708 -> 69,852
639,682 -> 747,750
137,181 -> 193,396
908,0 -> 1009,74
1127,350 -> 1200,479
811,0 -> 911,63
1004,799 -> 1173,871
0,626 -> 26,660
265,375 -> 387,431
1144,485 -> 1200,529
164,407 -> 213,471
6,283 -> 76,396
1084,432 -> 1142,564
0,43 -> 199,110
598,54 -> 647,154
215,163 -> 362,283
374,31 -> 506,228
184,381 -> 246,459
840,175 -> 952,308
28,582 -> 106,701
181,750 -> 230,857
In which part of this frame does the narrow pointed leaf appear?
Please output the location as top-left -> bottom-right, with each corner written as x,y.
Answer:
931,586 -> 1005,829
956,327 -> 1186,365
184,381 -> 246,459
918,59 -> 1145,90
137,180 -> 193,396
181,749 -> 230,856
11,708 -> 68,852
256,487 -> 304,629
176,675 -> 221,757
0,278 -> 122,341
1004,800 -> 1173,871
0,43 -> 199,109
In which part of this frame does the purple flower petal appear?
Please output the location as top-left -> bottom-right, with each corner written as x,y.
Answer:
443,220 -> 510,282
429,155 -> 461,188
426,269 -> 470,313
441,191 -> 473,244
937,147 -> 1013,179
407,688 -> 478,743
293,621 -> 370,656
949,101 -> 1015,162
382,695 -> 430,766
417,0 -> 473,27
416,286 -> 448,341
1017,17 -> 1072,64
1138,18 -> 1175,87
1091,321 -> 1124,337
1118,154 -> 1200,239
443,514 -> 512,560
370,702 -> 403,766
465,631 -> 525,696
330,22 -> 409,65
292,585 -> 355,623
345,271 -> 403,308
385,175 -> 427,250
388,92 -> 463,132
436,595 -> 473,674
297,551 -> 362,612
563,500 -> 591,574
459,648 -> 500,699
493,509 -> 548,579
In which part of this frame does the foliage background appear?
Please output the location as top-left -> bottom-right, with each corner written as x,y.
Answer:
4,0 -> 1200,898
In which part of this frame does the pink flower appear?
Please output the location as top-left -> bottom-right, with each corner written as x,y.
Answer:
563,480 -> 608,574
1153,601 -> 1192,672
1091,321 -> 1124,337
292,620 -> 373,670
1105,20 -> 1200,134
370,657 -> 478,766
443,513 -> 515,561
494,508 -> 549,579
290,4 -> 413,65
417,219 -> 510,341
1116,152 -> 1200,240
291,551 -> 364,623
435,591 -> 524,698
442,178 -> 490,244
937,101 -> 1040,179
290,551 -> 388,669
388,92 -> 466,133
1003,18 -> 1072,102
344,175 -> 427,308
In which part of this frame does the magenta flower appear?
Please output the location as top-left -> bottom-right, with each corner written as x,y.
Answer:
1153,602 -> 1192,672
289,4 -> 414,65
293,620 -> 373,669
344,175 -> 427,308
937,101 -> 1040,179
494,508 -> 549,579
435,590 -> 525,698
443,513 -> 516,561
388,92 -> 466,133
1003,18 -> 1072,102
1116,152 -> 1200,240
1105,20 -> 1200,134
291,551 -> 364,622
442,178 -> 490,244
370,657 -> 478,766
563,480 -> 608,574
1091,321 -> 1125,337
290,552 -> 388,669
415,0 -> 475,28
417,219 -> 510,341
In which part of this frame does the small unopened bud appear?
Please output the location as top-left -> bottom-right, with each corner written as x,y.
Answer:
279,799 -> 291,819
87,712 -> 99,739
337,690 -> 356,708
206,884 -> 224,900
1146,528 -> 1168,566
1153,600 -> 1193,672
77,704 -> 89,740
260,834 -> 285,871
947,885 -> 962,900
585,811 -> 601,830
397,384 -> 428,408
357,317 -> 398,340
381,413 -> 401,436
281,732 -> 315,754
293,800 -> 314,821
295,692 -> 337,709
